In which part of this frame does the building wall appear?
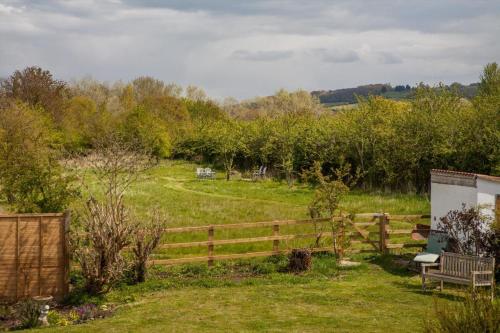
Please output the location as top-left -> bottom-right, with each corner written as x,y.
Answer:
430,182 -> 477,229
476,178 -> 500,220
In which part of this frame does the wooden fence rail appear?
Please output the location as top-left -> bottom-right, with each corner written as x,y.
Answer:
149,213 -> 430,267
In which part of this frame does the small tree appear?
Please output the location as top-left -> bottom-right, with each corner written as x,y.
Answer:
1,66 -> 68,124
204,118 -> 245,180
131,209 -> 168,283
71,137 -> 153,294
0,102 -> 77,212
307,162 -> 358,257
438,204 -> 497,256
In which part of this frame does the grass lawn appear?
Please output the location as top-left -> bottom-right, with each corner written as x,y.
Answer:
36,160 -> 469,332
49,255 -> 467,333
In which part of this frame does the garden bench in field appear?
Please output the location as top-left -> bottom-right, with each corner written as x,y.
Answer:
421,252 -> 495,298
196,168 -> 216,179
252,166 -> 267,180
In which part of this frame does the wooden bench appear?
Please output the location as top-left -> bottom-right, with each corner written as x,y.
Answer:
422,252 -> 496,298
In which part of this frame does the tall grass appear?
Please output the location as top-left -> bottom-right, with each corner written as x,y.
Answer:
424,293 -> 500,333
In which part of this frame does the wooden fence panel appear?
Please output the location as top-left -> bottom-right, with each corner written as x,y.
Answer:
0,213 -> 69,302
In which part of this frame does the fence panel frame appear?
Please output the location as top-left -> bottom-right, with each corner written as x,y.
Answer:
0,212 -> 69,302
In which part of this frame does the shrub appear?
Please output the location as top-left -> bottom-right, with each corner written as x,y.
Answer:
131,209 -> 168,283
424,293 -> 500,333
439,204 -> 497,256
288,249 -> 312,273
47,310 -> 72,326
71,138 -> 153,295
15,299 -> 40,329
74,304 -> 99,322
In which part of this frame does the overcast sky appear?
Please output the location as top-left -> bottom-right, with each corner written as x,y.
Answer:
1,0 -> 499,99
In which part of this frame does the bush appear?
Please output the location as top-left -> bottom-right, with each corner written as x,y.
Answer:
0,102 -> 77,213
439,204 -> 497,256
47,310 -> 72,326
15,299 -> 40,329
131,209 -> 168,283
71,139 -> 153,295
288,249 -> 312,273
424,293 -> 500,333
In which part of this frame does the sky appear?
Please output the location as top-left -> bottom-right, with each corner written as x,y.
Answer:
0,0 -> 499,99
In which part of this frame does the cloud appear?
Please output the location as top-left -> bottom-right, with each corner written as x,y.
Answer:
231,49 -> 294,62
0,0 -> 499,99
377,52 -> 403,65
314,48 -> 360,63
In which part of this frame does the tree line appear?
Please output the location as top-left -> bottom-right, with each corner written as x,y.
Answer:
0,63 -> 499,212
312,81 -> 480,104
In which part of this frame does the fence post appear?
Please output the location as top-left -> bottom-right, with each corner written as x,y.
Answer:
62,211 -> 71,296
379,213 -> 388,254
208,226 -> 214,267
273,224 -> 280,253
38,216 -> 43,296
15,216 -> 20,300
341,215 -> 346,259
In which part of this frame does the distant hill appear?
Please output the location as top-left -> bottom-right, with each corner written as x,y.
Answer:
312,82 -> 479,105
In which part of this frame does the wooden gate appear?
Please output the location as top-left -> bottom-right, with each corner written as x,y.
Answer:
0,213 -> 70,302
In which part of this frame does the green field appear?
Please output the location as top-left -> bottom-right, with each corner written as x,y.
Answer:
38,161 -> 474,332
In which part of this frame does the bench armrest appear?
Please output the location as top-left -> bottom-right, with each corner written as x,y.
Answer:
421,262 -> 439,275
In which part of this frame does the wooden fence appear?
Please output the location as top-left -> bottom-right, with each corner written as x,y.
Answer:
0,213 -> 70,302
149,213 -> 430,267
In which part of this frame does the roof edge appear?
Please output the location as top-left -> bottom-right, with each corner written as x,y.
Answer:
431,169 -> 500,184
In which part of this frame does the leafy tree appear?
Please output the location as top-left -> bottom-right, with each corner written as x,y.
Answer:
0,102 -> 77,212
203,118 -> 246,180
61,96 -> 113,151
0,66 -> 68,124
478,62 -> 500,98
120,106 -> 172,158
140,95 -> 192,140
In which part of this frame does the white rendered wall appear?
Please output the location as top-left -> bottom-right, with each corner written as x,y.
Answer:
430,182 -> 477,229
476,178 -> 500,220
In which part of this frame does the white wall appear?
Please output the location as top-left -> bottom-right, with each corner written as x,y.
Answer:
477,178 -> 500,220
430,182 -> 477,229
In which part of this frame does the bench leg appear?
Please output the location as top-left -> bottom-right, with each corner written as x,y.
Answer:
440,280 -> 443,291
422,275 -> 426,291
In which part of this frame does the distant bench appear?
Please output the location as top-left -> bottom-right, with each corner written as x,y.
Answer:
196,168 -> 216,179
422,252 -> 495,298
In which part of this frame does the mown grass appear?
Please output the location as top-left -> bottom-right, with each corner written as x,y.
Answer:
48,254 -> 470,333
39,160 -> 449,332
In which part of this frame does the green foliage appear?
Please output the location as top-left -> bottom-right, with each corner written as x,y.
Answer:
61,96 -> 113,152
1,64 -> 498,195
424,293 -> 500,333
308,162 -> 351,217
201,118 -> 246,180
47,310 -> 75,326
119,105 -> 172,158
0,102 -> 77,212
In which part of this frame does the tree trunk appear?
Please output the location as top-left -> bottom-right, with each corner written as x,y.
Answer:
135,261 -> 147,283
